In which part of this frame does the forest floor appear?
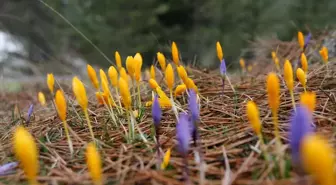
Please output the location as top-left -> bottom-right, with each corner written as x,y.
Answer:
0,58 -> 336,185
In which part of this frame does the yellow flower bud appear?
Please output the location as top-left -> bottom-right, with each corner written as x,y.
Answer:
99,69 -> 109,87
271,51 -> 276,61
239,58 -> 245,69
13,126 -> 39,184
165,64 -> 174,90
134,53 -> 143,64
284,60 -> 294,91
150,65 -> 156,80
118,77 -> 131,110
95,91 -> 109,105
319,46 -> 328,63
145,98 -> 172,108
149,78 -> 159,90
55,90 -> 67,121
158,98 -> 172,108
134,53 -> 143,82
126,56 -> 135,78
301,53 -> 308,73
186,78 -> 198,93
216,41 -> 223,61
161,148 -> 171,170
246,101 -> 262,136
38,92 -> 46,106
157,52 -> 166,71
108,66 -> 118,87
300,134 -> 336,185
119,67 -> 128,82
72,76 -> 88,110
174,84 -> 187,97
300,91 -> 316,112
47,73 -> 55,93
156,87 -> 170,101
274,57 -> 280,70
298,31 -> 304,50
115,51 -> 122,70
101,75 -> 110,96
296,68 -> 306,90
266,73 -> 280,112
86,142 -> 103,185
87,65 -> 99,89
177,65 -> 188,84
172,41 -> 180,66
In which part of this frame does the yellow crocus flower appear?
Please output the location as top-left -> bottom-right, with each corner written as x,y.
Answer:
246,101 -> 261,136
157,52 -> 166,71
301,53 -> 308,73
115,51 -> 122,70
108,66 -> 118,87
174,84 -> 187,97
72,76 -> 88,110
86,142 -> 103,185
296,68 -> 306,91
87,65 -> 99,89
298,31 -> 304,50
165,64 -> 174,91
284,60 -> 294,92
118,77 -> 131,110
13,126 -> 39,185
38,92 -> 46,106
301,134 -> 336,185
216,41 -> 223,61
177,65 -> 188,84
161,148 -> 171,170
172,41 -> 180,66
150,65 -> 156,80
47,73 -> 55,94
300,91 -> 316,112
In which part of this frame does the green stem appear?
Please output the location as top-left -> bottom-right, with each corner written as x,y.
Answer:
62,120 -> 73,156
272,110 -> 281,152
84,109 -> 95,142
126,110 -> 133,143
290,90 -> 296,110
137,82 -> 142,108
115,87 -> 123,114
258,134 -> 271,162
170,90 -> 179,121
132,79 -> 136,109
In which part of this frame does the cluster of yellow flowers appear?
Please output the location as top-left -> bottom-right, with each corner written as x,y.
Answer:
15,41 -> 203,184
13,34 -> 333,185
246,31 -> 334,184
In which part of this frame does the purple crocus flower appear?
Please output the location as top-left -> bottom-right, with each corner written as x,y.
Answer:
27,104 -> 34,123
289,105 -> 313,166
152,96 -> 161,128
176,113 -> 191,156
188,90 -> 199,122
220,59 -> 226,76
304,32 -> 312,50
0,162 -> 18,176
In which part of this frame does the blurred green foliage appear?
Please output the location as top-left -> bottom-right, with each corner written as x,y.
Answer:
0,0 -> 335,69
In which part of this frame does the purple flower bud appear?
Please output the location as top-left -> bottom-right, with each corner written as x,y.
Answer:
176,113 -> 191,156
0,162 -> 18,176
220,59 -> 226,75
188,90 -> 199,122
289,105 -> 313,166
27,104 -> 34,123
304,33 -> 311,50
152,96 -> 161,127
